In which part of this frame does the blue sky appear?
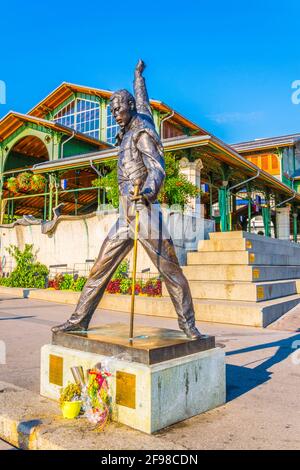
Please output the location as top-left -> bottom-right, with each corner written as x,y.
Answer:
1,0 -> 300,143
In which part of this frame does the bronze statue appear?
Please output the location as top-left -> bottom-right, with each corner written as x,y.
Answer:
52,60 -> 201,339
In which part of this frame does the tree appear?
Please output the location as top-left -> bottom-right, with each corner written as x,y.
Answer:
92,152 -> 200,209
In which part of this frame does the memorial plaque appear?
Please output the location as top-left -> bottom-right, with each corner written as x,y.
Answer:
49,354 -> 63,386
116,371 -> 136,409
257,286 -> 264,300
249,253 -> 255,263
253,268 -> 260,280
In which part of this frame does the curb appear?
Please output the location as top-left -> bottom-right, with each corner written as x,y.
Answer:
0,381 -> 185,450
0,382 -> 63,450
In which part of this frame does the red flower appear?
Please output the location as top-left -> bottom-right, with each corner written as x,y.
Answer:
128,283 -> 142,295
89,370 -> 111,390
106,279 -> 121,294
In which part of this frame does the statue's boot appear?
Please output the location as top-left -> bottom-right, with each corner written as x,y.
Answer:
181,323 -> 202,339
51,320 -> 87,333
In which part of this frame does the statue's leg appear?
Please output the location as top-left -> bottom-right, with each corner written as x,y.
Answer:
52,220 -> 133,332
138,206 -> 201,338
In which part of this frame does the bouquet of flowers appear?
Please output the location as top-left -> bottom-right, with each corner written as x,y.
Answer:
82,368 -> 112,430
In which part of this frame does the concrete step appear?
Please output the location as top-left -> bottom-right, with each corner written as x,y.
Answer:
162,279 -> 299,302
209,230 -> 288,242
187,250 -> 300,266
267,303 -> 300,331
99,293 -> 300,328
183,264 -> 300,282
209,230 -> 255,239
198,237 -> 300,258
0,286 -> 297,329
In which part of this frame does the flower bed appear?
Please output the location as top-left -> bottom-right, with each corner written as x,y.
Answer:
47,269 -> 162,297
106,278 -> 162,296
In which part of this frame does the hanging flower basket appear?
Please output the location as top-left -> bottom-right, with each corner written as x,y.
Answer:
31,174 -> 46,192
59,382 -> 82,419
17,172 -> 32,192
6,177 -> 19,193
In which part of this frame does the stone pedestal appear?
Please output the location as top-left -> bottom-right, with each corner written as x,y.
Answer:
40,324 -> 225,434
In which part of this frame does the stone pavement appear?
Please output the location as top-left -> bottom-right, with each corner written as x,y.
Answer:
268,302 -> 300,331
0,294 -> 300,449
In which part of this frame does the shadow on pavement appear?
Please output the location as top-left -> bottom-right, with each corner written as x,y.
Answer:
0,316 -> 35,321
226,333 -> 300,402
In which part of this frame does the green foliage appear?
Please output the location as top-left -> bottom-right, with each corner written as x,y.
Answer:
0,244 -> 49,288
120,277 -> 132,294
91,153 -> 199,209
48,274 -> 87,291
59,273 -> 74,290
158,153 -> 200,207
112,260 -> 129,280
0,277 -> 12,287
71,276 -> 87,292
91,161 -> 119,208
59,382 -> 81,406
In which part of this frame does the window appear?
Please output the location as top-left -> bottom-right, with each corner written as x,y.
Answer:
271,154 -> 279,172
246,153 -> 280,176
106,105 -> 120,145
261,155 -> 269,171
247,155 -> 258,166
54,98 -> 100,140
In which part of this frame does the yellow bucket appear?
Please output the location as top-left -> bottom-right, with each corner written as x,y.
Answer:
61,401 -> 82,419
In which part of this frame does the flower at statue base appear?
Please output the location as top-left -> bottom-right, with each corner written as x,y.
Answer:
59,382 -> 82,419
84,406 -> 110,427
84,369 -> 112,430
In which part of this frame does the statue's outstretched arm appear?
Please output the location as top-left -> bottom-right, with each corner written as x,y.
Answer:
134,59 -> 153,121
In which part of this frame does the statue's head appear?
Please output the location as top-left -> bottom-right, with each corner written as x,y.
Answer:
110,89 -> 137,129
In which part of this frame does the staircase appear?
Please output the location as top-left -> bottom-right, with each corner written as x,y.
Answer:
101,231 -> 300,327
176,231 -> 300,327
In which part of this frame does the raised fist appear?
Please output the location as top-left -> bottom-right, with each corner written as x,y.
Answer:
135,59 -> 146,76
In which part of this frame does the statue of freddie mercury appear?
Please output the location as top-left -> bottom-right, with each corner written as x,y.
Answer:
52,60 -> 201,339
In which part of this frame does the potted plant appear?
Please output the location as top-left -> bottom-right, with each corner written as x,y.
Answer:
31,174 -> 46,192
59,382 -> 82,419
6,177 -> 19,193
17,172 -> 32,192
